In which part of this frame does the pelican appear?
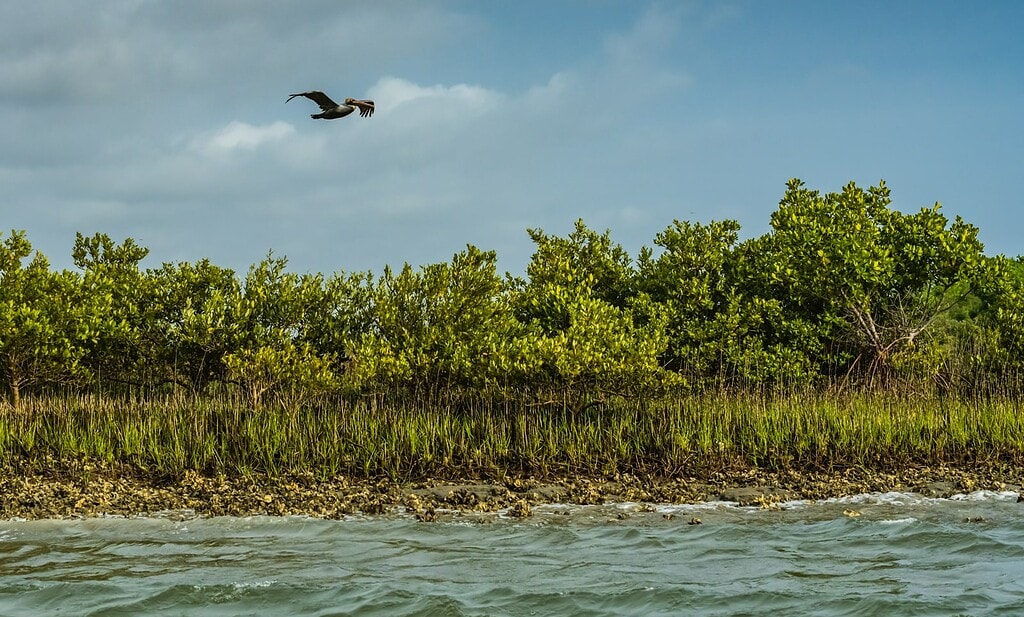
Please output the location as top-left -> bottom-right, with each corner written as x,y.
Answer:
286,91 -> 374,120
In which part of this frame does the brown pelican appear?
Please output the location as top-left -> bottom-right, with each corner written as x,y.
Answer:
286,91 -> 374,120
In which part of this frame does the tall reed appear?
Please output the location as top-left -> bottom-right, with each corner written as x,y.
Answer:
1,390 -> 1021,478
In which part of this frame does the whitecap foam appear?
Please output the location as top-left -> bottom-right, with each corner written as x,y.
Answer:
948,490 -> 1019,502
878,517 -> 918,525
232,580 -> 277,590
826,492 -> 925,506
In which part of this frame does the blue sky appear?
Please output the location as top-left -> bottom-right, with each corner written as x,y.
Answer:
3,1 -> 1021,276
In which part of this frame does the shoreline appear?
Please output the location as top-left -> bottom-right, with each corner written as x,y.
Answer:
3,461 -> 1022,521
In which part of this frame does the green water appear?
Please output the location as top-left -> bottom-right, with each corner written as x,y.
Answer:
2,492 -> 1023,616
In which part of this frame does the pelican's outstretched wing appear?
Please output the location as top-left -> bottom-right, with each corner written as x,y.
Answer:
347,98 -> 375,118
286,91 -> 339,111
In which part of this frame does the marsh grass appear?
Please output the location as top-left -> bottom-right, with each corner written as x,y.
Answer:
1,390 -> 1022,479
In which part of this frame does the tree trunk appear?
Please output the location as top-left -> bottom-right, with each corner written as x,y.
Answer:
5,354 -> 21,409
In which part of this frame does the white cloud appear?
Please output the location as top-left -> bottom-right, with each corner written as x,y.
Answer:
366,76 -> 504,126
604,4 -> 683,66
13,1 -> 1012,280
523,71 -> 572,109
191,121 -> 295,156
1,3 -> 705,275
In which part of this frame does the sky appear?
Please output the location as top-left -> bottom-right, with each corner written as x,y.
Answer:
3,1 -> 1022,277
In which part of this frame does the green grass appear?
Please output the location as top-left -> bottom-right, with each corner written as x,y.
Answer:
1,390 -> 1022,479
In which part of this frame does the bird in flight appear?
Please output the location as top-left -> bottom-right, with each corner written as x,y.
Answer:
286,91 -> 375,120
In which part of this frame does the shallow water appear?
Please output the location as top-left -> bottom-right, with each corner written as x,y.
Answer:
2,492 -> 1023,616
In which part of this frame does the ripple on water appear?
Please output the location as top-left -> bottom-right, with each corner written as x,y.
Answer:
2,493 -> 1024,616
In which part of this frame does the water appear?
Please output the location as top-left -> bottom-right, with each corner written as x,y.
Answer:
2,492 -> 1023,616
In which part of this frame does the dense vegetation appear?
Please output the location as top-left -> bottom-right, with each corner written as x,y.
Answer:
3,179 -> 1024,477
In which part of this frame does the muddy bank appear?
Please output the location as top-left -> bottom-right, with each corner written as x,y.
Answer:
2,461 -> 1022,520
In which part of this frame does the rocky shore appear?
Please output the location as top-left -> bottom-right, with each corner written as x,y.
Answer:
2,461 -> 1022,521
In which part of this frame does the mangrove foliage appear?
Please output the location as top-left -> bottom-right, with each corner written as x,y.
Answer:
4,179 -> 1019,408
3,179 -> 1024,476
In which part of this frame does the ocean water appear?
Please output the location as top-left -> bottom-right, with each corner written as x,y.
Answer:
2,491 -> 1023,616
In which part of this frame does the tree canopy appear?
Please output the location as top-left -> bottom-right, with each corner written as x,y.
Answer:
2,180 -> 1018,407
